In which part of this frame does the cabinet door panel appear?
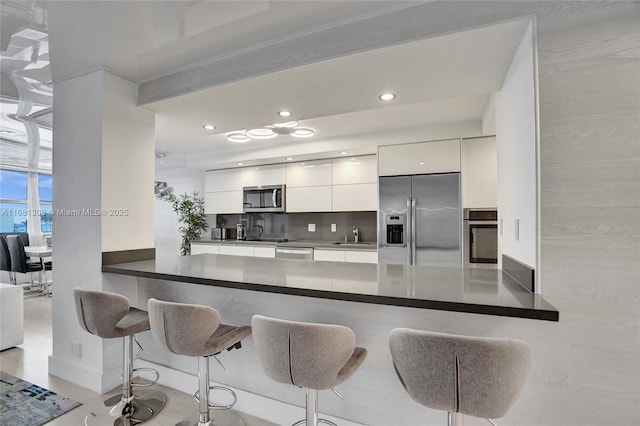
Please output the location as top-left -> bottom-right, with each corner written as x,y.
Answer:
332,183 -> 377,212
219,245 -> 235,255
245,164 -> 286,187
286,160 -> 332,187
286,186 -> 332,212
190,244 -> 220,255
345,250 -> 378,264
314,250 -> 345,262
205,191 -> 243,214
461,136 -> 497,208
253,247 -> 276,258
233,246 -> 254,257
205,168 -> 246,192
379,139 -> 460,176
332,155 -> 377,185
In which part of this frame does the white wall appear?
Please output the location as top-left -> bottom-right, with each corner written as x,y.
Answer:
101,72 -> 155,252
496,21 -> 537,269
154,167 -> 207,261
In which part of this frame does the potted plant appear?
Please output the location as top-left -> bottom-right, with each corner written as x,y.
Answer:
172,190 -> 208,255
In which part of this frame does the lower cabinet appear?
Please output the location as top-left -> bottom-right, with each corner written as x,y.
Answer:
314,249 -> 377,264
191,244 -> 375,263
345,250 -> 378,264
314,249 -> 346,262
190,243 -> 220,255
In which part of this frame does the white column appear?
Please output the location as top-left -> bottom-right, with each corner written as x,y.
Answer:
49,68 -> 155,392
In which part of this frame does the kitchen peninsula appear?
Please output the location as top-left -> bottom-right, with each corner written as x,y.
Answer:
102,253 -> 557,424
103,254 -> 558,321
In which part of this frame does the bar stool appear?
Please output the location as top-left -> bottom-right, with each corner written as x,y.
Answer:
74,288 -> 166,425
389,328 -> 530,426
251,315 -> 367,426
147,298 -> 251,426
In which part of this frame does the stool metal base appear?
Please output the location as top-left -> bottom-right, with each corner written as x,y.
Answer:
85,389 -> 167,426
176,409 -> 245,426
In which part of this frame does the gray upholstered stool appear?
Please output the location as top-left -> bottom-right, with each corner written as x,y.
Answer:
251,315 -> 367,426
389,328 -> 530,426
147,298 -> 251,426
74,288 -> 166,426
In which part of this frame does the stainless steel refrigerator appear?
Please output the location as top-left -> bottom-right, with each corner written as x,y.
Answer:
378,173 -> 461,267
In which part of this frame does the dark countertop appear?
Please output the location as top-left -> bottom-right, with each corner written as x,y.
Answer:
191,239 -> 378,251
103,254 -> 558,321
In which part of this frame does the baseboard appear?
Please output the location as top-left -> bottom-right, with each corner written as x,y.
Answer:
136,359 -> 364,426
48,355 -> 121,394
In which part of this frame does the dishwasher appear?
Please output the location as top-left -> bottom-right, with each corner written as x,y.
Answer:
275,246 -> 314,260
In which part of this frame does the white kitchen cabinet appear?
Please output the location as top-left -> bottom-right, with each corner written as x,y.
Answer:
345,250 -> 378,264
219,245 -> 235,255
378,139 -> 461,176
245,164 -> 286,187
286,186 -> 332,212
204,191 -> 243,214
461,136 -> 497,208
190,243 -> 220,255
205,168 -> 246,213
253,246 -> 276,258
331,155 -> 377,185
205,168 -> 246,192
332,183 -> 377,211
314,249 -> 346,262
286,160 -> 332,187
233,245 -> 254,257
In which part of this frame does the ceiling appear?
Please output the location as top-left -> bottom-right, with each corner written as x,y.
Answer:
147,17 -> 528,170
0,1 -> 529,173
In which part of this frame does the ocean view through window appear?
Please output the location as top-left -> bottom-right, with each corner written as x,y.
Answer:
0,169 -> 52,232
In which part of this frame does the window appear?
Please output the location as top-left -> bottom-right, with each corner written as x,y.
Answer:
0,169 -> 52,232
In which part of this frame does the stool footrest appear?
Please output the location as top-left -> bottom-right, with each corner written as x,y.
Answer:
194,385 -> 238,410
131,367 -> 160,388
293,419 -> 337,426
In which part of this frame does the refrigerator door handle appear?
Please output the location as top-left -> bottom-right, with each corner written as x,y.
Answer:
406,197 -> 412,265
411,198 -> 417,265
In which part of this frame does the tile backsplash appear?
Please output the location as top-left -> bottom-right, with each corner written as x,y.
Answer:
214,212 -> 377,243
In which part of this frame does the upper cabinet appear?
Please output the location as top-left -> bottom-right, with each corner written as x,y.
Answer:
461,136 -> 497,208
205,168 -> 246,214
205,168 -> 246,192
245,164 -> 286,187
331,155 -> 377,185
286,159 -> 332,187
378,139 -> 461,176
331,155 -> 377,211
286,159 -> 332,212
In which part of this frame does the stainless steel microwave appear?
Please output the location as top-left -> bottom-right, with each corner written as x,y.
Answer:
243,185 -> 285,212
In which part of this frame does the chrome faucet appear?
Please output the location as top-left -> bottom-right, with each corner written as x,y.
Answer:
353,226 -> 359,244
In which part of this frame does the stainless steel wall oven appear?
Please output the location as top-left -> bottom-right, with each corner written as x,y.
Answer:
463,209 -> 498,267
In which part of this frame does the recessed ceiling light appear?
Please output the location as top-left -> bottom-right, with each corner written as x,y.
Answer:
419,162 -> 425,165
286,157 -> 294,161
227,132 -> 251,143
291,127 -> 315,138
247,128 -> 277,139
278,110 -> 292,117
236,162 -> 244,166
379,92 -> 396,101
202,124 -> 216,130
340,151 -> 348,155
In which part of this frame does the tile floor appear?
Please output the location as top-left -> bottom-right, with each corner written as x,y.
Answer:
0,294 -> 278,426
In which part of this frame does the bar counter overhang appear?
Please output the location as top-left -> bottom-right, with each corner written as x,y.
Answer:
102,254 -> 558,322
